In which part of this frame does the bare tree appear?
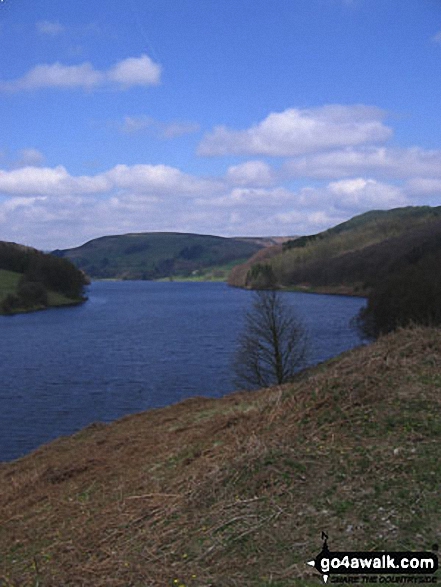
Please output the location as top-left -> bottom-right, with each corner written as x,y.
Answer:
233,290 -> 308,390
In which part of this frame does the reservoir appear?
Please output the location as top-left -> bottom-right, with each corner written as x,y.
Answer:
0,281 -> 366,461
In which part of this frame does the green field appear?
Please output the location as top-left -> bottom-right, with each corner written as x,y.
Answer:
0,269 -> 21,298
158,258 -> 253,282
0,268 -> 84,314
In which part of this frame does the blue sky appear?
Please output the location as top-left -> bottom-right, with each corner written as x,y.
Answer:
1,0 -> 441,249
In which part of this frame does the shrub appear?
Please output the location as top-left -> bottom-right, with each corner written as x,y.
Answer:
245,263 -> 277,289
17,280 -> 48,308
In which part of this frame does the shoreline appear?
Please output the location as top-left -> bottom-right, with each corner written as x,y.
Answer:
0,296 -> 87,317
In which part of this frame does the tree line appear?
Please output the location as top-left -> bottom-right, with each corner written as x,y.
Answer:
0,241 -> 88,313
356,244 -> 441,338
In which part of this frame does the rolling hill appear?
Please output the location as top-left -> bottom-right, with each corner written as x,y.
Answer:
53,232 -> 276,281
228,205 -> 441,294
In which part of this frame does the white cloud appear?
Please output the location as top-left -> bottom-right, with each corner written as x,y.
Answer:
0,162 -> 299,247
0,197 -> 41,224
0,166 -> 110,196
0,54 -> 161,92
0,163 -> 220,200
0,173 -> 414,250
230,179 -> 407,237
0,63 -> 104,91
0,99 -> 437,250
36,20 -> 65,36
273,209 -> 343,233
283,146 -> 441,180
198,105 -> 392,157
327,177 -> 407,210
230,186 -> 292,204
104,164 -> 217,195
107,55 -> 161,87
405,178 -> 441,196
0,166 -> 70,196
195,186 -> 294,209
2,196 -> 44,213
431,31 -> 441,43
226,160 -> 275,187
196,177 -> 407,224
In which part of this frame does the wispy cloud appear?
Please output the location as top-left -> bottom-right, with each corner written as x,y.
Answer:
36,20 -> 65,36
120,115 -> 154,134
14,148 -> 45,168
431,30 -> 441,44
119,115 -> 200,138
198,105 -> 392,157
160,121 -> 200,139
0,54 -> 162,92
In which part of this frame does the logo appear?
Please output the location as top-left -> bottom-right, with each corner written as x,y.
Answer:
307,533 -> 439,584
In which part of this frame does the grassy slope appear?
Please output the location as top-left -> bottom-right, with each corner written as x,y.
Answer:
0,269 -> 21,298
56,233 -> 265,281
159,259 -> 255,282
228,205 -> 441,291
1,327 -> 440,586
0,269 -> 83,315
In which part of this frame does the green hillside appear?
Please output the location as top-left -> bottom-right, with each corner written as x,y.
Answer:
0,326 -> 440,585
228,205 -> 441,293
54,232 -> 266,281
0,241 -> 88,315
0,268 -> 21,299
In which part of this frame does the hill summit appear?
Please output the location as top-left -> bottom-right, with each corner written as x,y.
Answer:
54,232 -> 275,281
229,205 -> 441,295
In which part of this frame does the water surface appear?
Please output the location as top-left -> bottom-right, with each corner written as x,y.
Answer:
0,282 -> 366,461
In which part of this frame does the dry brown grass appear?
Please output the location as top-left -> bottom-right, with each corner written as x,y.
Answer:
1,327 -> 440,586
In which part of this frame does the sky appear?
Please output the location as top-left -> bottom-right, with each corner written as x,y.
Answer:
1,0 -> 441,250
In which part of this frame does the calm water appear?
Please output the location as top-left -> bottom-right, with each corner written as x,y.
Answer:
0,282 -> 366,462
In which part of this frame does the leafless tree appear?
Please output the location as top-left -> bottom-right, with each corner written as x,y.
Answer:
233,290 -> 308,390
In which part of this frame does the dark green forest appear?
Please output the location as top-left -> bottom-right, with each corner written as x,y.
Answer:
0,241 -> 88,314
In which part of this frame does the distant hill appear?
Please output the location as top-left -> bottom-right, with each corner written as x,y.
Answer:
229,205 -> 441,293
54,232 -> 269,281
0,241 -> 88,314
235,236 -> 296,248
